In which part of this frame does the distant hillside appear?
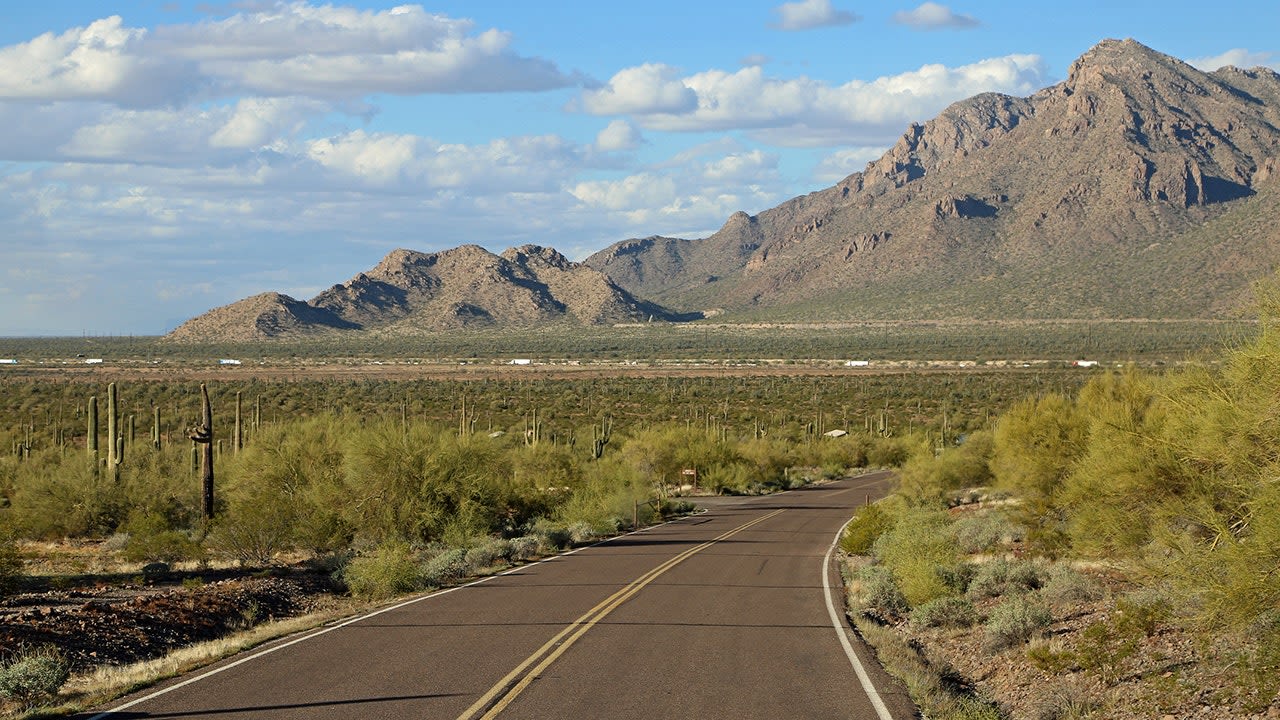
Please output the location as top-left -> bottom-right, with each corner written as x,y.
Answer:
172,39 -> 1280,341
167,244 -> 677,341
586,39 -> 1280,321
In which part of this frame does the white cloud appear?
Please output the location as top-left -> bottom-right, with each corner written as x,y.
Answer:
594,120 -> 642,152
0,16 -> 197,106
892,3 -> 980,30
581,55 -> 1048,146
578,64 -> 698,115
1189,48 -> 1278,71
770,0 -> 861,31
0,4 -> 577,107
812,146 -> 889,183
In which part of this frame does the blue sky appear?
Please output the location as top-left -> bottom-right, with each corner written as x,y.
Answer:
2,1 -> 1278,336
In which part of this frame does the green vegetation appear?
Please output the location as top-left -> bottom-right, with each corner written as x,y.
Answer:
0,647 -> 69,709
841,282 -> 1280,717
0,317 -> 1251,363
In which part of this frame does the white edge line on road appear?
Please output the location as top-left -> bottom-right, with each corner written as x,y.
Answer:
88,517 -> 686,720
824,514 -> 895,720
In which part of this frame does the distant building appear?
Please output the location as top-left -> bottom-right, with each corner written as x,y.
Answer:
0,359 -> 16,365
1073,360 -> 1099,368
85,358 -> 103,364
508,359 -> 532,365
844,360 -> 870,367
218,359 -> 243,365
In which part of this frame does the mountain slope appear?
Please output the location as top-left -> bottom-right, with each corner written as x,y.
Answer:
167,245 -> 676,340
585,39 -> 1280,320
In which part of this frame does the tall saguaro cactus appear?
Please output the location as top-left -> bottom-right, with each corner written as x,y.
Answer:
106,382 -> 121,482
188,384 -> 215,521
87,396 -> 99,470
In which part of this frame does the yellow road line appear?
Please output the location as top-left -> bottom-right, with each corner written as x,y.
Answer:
457,509 -> 786,720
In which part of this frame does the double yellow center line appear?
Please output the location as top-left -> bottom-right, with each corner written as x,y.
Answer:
456,509 -> 786,720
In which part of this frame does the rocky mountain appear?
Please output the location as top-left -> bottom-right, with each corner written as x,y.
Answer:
586,39 -> 1280,321
172,39 -> 1280,340
167,244 -> 675,340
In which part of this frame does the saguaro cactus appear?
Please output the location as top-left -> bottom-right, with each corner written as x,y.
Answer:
106,382 -> 120,482
87,396 -> 98,466
187,383 -> 215,521
233,391 -> 242,454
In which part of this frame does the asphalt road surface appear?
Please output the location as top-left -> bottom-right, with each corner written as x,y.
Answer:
83,472 -> 916,719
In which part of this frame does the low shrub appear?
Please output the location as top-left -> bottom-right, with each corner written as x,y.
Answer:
508,535 -> 540,562
465,537 -> 512,569
853,565 -> 909,623
0,534 -> 23,597
911,596 -> 979,629
421,547 -> 472,588
953,512 -> 1016,554
840,503 -> 893,555
343,543 -> 422,599
985,595 -> 1053,652
967,557 -> 1043,600
1040,564 -> 1102,605
0,646 -> 69,708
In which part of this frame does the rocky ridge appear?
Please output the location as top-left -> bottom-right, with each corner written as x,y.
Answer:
168,244 -> 675,340
586,39 -> 1280,321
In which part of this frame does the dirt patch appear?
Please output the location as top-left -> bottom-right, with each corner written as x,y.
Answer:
0,570 -> 339,672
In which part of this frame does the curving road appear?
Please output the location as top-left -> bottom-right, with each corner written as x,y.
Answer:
82,472 -> 915,719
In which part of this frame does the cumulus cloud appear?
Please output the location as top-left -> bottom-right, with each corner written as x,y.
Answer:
1189,48 -> 1278,71
770,0 -> 861,31
812,146 -> 890,183
580,54 -> 1048,146
0,4 -> 577,107
892,3 -> 980,30
570,142 -> 783,230
578,64 -> 698,115
594,120 -> 642,152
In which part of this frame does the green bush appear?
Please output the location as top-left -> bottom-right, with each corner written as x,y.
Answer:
853,565 -> 909,623
0,534 -> 23,597
121,512 -> 203,565
342,542 -> 422,599
910,596 -> 979,629
953,512 -> 1016,554
0,646 -> 69,708
985,595 -> 1053,652
967,557 -> 1043,600
872,508 -> 964,607
840,503 -> 894,555
1040,564 -> 1101,605
421,546 -> 472,588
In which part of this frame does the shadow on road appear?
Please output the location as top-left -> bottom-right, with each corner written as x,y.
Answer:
72,692 -> 467,719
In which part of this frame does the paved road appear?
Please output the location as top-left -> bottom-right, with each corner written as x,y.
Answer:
82,472 -> 915,719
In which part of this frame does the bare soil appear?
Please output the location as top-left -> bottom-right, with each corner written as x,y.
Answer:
0,568 -> 340,672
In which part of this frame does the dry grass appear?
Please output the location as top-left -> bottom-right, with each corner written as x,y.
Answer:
9,599 -> 364,720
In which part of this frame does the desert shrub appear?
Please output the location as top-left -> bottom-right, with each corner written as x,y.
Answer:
0,646 -> 69,708
895,431 -> 994,506
1113,590 -> 1170,637
985,595 -> 1053,652
840,503 -> 894,555
852,564 -> 909,623
967,557 -> 1043,600
953,512 -> 1015,554
1040,564 -> 1102,605
865,434 -> 920,468
1074,619 -> 1139,685
991,393 -> 1089,554
567,521 -> 597,545
0,533 -> 23,597
464,537 -> 512,569
120,512 -> 203,565
910,596 -> 979,629
508,535 -> 540,562
420,546 -> 472,588
872,508 -> 964,607
342,542 -> 422,599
